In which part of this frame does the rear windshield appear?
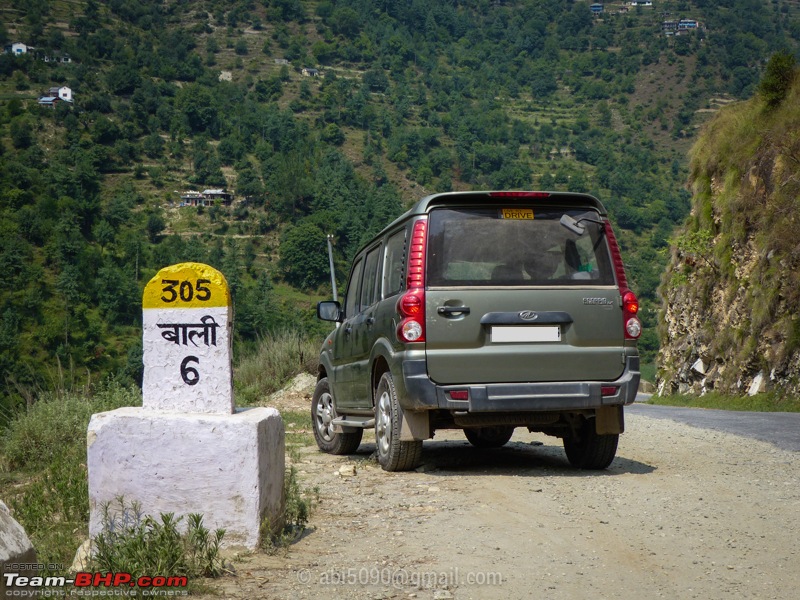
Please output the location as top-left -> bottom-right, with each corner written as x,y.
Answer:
427,207 -> 615,287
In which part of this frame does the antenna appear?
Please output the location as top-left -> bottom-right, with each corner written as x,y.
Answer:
326,234 -> 338,302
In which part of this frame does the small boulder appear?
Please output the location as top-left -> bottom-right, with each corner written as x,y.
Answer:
0,500 -> 37,594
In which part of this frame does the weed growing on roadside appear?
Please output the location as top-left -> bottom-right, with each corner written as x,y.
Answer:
93,498 -> 226,581
260,466 -> 318,554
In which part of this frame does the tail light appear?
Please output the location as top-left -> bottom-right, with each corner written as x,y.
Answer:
397,218 -> 428,343
604,220 -> 642,340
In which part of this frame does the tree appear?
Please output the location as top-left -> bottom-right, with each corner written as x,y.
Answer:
10,118 -> 34,150
146,213 -> 165,242
278,220 -> 329,289
759,50 -> 797,109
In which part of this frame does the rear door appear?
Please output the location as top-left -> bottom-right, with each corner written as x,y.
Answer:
348,243 -> 382,408
424,205 -> 625,384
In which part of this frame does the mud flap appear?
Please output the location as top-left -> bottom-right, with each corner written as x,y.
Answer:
595,405 -> 624,435
400,410 -> 431,441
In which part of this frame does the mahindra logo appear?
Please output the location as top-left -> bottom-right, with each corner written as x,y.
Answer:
519,311 -> 539,321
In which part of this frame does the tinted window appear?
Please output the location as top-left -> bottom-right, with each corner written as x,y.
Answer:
360,246 -> 381,311
383,229 -> 406,297
345,258 -> 363,317
427,207 -> 614,286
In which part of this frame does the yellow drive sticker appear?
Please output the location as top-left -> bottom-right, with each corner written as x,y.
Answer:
501,208 -> 534,220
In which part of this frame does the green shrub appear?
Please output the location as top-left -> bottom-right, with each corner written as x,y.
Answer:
93,499 -> 226,581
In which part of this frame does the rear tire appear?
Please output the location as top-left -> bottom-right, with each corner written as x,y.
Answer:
464,426 -> 515,448
311,377 -> 363,455
374,372 -> 423,472
563,419 -> 618,470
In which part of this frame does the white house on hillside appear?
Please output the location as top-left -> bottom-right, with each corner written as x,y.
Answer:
9,42 -> 30,55
49,86 -> 73,102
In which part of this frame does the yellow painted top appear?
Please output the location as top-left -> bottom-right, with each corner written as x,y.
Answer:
143,262 -> 231,309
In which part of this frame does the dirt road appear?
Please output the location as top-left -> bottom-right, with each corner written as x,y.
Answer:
201,381 -> 800,600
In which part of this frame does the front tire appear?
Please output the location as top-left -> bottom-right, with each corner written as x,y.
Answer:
563,419 -> 618,470
311,377 -> 363,455
374,372 -> 423,472
464,426 -> 515,448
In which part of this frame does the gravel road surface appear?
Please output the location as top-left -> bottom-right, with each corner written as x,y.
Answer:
196,386 -> 800,600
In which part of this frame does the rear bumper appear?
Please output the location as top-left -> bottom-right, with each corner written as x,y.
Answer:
400,355 -> 640,413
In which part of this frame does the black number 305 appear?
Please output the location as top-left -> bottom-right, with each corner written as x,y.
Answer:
161,279 -> 212,303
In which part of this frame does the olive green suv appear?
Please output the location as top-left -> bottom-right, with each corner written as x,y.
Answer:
314,191 -> 641,471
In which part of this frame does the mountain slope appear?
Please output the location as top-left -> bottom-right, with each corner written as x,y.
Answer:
658,63 -> 800,397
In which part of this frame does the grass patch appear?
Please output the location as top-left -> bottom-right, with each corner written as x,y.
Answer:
234,329 -> 320,406
647,391 -> 800,412
282,409 -> 315,456
0,382 -> 141,572
640,362 -> 657,385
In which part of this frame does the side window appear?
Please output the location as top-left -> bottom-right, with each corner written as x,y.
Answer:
344,258 -> 363,318
383,229 -> 406,298
360,246 -> 381,311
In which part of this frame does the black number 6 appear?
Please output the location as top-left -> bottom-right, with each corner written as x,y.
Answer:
180,356 -> 200,386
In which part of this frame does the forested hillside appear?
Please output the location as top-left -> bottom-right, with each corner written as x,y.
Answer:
0,0 -> 798,419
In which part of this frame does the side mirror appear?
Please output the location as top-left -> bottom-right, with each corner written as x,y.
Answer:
317,300 -> 343,322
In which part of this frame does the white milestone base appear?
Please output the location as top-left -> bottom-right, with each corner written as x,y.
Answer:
87,406 -> 285,550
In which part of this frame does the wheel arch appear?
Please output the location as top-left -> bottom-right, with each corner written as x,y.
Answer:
317,363 -> 328,381
371,355 -> 391,407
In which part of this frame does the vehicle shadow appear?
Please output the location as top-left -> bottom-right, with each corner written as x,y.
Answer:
352,439 -> 656,476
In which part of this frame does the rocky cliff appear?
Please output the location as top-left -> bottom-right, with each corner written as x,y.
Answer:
658,70 -> 800,398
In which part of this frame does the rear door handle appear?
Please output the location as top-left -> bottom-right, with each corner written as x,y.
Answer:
437,306 -> 470,316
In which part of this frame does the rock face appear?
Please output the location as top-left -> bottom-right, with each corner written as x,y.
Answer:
658,83 -> 800,398
659,237 -> 800,396
0,500 -> 37,594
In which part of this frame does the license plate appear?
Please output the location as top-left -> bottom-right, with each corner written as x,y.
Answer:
500,208 -> 534,220
491,326 -> 560,343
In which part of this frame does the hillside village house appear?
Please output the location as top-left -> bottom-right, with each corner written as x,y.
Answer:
5,42 -> 31,55
49,86 -> 73,102
43,53 -> 72,63
38,86 -> 73,107
179,189 -> 233,207
302,67 -> 320,77
662,18 -> 701,35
